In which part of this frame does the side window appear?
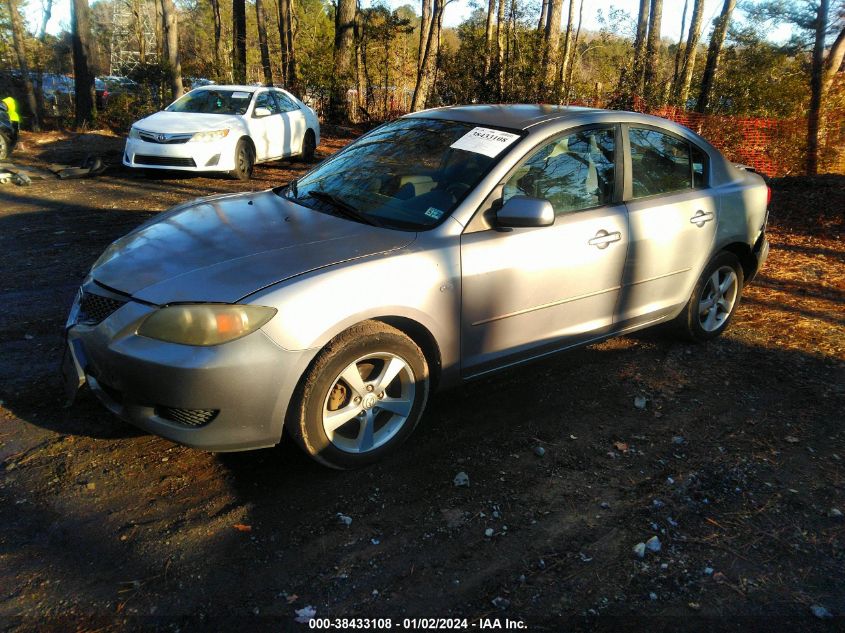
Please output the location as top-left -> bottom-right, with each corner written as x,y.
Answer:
274,91 -> 299,113
629,128 -> 696,197
253,91 -> 280,115
503,127 -> 616,215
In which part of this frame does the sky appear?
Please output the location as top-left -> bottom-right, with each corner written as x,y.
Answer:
31,0 -> 794,45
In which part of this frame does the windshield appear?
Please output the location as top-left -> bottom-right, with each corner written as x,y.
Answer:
166,89 -> 253,115
286,118 -> 522,230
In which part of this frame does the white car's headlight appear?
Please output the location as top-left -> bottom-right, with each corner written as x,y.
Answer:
129,127 -> 141,139
137,304 -> 276,346
190,129 -> 230,143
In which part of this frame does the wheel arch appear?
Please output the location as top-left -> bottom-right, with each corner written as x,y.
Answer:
719,241 -> 755,281
372,316 -> 443,391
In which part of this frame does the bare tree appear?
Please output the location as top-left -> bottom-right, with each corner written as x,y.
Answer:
542,0 -> 563,95
6,0 -> 40,131
672,0 -> 689,93
161,0 -> 183,100
558,0 -> 576,97
232,0 -> 247,84
210,0 -> 223,81
255,0 -> 273,86
331,0 -> 357,119
278,0 -> 297,92
71,0 -> 95,127
675,0 -> 704,106
696,0 -> 736,113
630,0 -> 650,97
39,0 -> 53,40
484,0 -> 496,79
412,0 -> 444,110
563,0 -> 584,102
418,0 -> 432,72
643,0 -> 663,104
537,0 -> 548,31
497,0 -> 506,97
808,0 -> 829,175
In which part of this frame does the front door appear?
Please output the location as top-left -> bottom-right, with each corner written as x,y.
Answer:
249,91 -> 285,161
273,91 -> 306,157
461,126 -> 629,375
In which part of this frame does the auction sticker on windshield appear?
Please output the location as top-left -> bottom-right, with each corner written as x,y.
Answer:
450,127 -> 521,157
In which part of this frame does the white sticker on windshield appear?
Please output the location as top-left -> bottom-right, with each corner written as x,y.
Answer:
450,127 -> 521,157
425,207 -> 444,220
231,91 -> 250,99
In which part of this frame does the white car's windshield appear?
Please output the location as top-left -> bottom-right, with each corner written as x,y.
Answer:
167,90 -> 253,115
286,118 -> 522,230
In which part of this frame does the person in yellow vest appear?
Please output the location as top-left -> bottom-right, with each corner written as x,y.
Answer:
2,96 -> 20,137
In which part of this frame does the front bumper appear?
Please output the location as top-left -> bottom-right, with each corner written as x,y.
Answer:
123,136 -> 237,172
64,282 -> 317,452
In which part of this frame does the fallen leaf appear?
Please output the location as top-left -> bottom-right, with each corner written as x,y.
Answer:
233,524 -> 252,532
613,441 -> 629,453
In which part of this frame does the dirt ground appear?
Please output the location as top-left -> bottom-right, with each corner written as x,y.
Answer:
1,130 -> 843,632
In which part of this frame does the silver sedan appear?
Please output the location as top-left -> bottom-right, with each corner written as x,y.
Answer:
63,105 -> 769,468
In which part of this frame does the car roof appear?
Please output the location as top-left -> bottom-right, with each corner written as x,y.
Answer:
190,84 -> 284,93
404,104 -> 603,131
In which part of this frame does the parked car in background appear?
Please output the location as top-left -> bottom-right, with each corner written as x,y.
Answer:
67,105 -> 769,468
122,85 -> 319,179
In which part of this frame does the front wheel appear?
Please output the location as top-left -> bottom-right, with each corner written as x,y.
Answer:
676,251 -> 744,342
287,321 -> 430,469
230,139 -> 254,180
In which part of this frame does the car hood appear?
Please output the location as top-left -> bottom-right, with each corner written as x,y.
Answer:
92,190 -> 416,304
133,111 -> 243,134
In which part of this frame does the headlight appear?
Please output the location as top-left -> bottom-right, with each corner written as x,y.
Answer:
129,127 -> 140,139
190,129 -> 230,143
137,304 -> 276,346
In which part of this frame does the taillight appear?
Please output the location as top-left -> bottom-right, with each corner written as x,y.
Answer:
766,185 -> 772,207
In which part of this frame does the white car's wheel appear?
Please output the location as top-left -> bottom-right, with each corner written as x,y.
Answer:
230,139 -> 254,180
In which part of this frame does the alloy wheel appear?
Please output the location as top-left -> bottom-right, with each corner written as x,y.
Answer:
698,265 -> 738,332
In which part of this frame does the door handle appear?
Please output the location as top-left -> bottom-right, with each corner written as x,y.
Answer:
588,230 -> 622,249
690,210 -> 714,227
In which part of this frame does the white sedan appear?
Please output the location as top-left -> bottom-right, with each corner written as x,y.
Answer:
123,85 -> 320,179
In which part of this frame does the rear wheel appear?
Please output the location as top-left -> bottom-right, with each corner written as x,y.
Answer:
677,251 -> 744,342
287,321 -> 430,469
299,129 -> 316,163
230,139 -> 254,180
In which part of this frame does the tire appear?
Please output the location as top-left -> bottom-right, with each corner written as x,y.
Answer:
230,138 -> 254,180
0,133 -> 9,161
298,129 -> 316,163
287,321 -> 430,469
676,251 -> 744,342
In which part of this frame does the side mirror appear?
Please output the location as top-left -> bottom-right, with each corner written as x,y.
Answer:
496,196 -> 554,228
253,106 -> 272,117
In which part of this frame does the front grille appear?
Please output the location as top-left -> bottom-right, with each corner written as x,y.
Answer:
79,292 -> 127,325
138,131 -> 191,144
156,406 -> 219,427
135,155 -> 196,167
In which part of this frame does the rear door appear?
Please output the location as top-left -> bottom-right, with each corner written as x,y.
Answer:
461,125 -> 629,374
617,125 -> 716,326
273,90 -> 306,157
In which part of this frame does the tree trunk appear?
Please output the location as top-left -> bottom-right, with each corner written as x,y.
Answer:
563,0 -> 583,102
696,0 -> 735,113
161,0 -> 183,100
630,0 -> 650,99
70,0 -> 95,127
255,0 -> 273,86
331,0 -> 356,120
542,0 -> 563,97
39,0 -> 53,40
643,0 -> 662,105
807,0 -> 829,176
676,0 -> 703,106
6,0 -> 40,130
232,0 -> 247,84
418,0 -> 432,72
412,0 -> 442,111
278,0 -> 297,93
537,0 -> 548,31
822,26 -> 845,95
355,13 -> 367,118
671,0 -> 688,96
557,0 -> 576,98
483,0 -> 496,79
497,0 -> 506,98
210,0 -> 222,81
